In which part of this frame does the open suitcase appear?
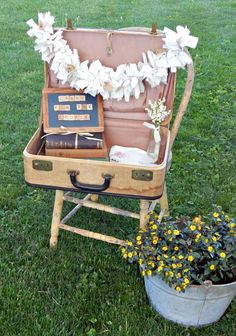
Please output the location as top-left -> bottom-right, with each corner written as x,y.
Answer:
24,19 -> 195,246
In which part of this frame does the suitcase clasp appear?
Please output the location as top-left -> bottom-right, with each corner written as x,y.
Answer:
33,160 -> 53,171
132,170 -> 153,181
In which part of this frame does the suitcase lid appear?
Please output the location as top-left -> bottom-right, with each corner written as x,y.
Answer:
43,27 -> 176,127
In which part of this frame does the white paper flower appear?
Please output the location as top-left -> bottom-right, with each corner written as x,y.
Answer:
163,25 -> 198,51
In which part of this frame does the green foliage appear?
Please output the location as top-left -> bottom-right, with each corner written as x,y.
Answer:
122,207 -> 236,292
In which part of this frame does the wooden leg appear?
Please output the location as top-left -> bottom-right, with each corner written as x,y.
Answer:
90,194 -> 99,202
148,200 -> 158,212
159,182 -> 169,216
50,190 -> 64,249
140,199 -> 150,229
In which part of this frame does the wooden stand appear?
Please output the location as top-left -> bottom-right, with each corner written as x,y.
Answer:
49,184 -> 169,248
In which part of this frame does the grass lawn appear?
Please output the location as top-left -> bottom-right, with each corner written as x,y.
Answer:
0,0 -> 236,335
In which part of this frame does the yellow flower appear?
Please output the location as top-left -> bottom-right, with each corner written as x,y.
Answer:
188,255 -> 194,262
127,241 -> 133,246
128,252 -> 133,258
174,246 -> 179,251
198,225 -> 202,231
152,239 -> 158,245
157,266 -> 163,272
169,237 -> 173,242
152,224 -> 157,230
184,278 -> 190,284
195,238 -> 199,243
177,272 -> 181,278
121,248 -> 126,254
146,270 -> 152,276
148,261 -> 155,268
220,252 -> 226,258
230,223 -> 235,228
163,254 -> 168,259
205,238 -> 209,243
175,286 -> 181,292
177,263 -> 183,268
196,233 -> 201,239
178,255 -> 184,260
171,256 -> 176,260
212,236 -> 217,242
157,256 -> 161,261
162,246 -> 168,251
208,246 -> 213,252
193,216 -> 201,224
173,229 -> 180,235
136,236 -> 142,241
160,261 -> 164,266
169,271 -> 174,277
225,215 -> 230,222
145,215 -> 150,219
123,253 -> 128,259
183,268 -> 189,273
165,271 -> 169,276
209,264 -> 215,270
137,240 -> 142,245
167,229 -> 172,234
149,220 -> 154,224
182,284 -> 187,289
138,259 -> 143,265
190,225 -> 196,231
213,212 -> 219,218
141,270 -> 145,276
172,264 -> 177,269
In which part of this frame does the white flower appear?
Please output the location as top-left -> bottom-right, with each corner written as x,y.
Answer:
163,25 -> 198,51
85,60 -> 113,98
145,99 -> 171,127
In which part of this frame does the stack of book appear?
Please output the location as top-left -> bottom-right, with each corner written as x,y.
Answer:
45,132 -> 108,159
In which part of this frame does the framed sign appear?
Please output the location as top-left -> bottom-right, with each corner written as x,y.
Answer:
42,88 -> 104,133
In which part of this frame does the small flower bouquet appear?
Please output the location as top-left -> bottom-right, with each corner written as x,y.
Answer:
121,206 -> 236,292
145,98 -> 171,129
144,98 -> 171,161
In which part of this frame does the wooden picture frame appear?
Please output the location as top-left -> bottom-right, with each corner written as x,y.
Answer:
42,88 -> 104,133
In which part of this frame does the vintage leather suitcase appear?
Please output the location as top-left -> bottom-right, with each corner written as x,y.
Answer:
23,28 -> 176,199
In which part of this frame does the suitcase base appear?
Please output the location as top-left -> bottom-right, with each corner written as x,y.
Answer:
23,125 -> 170,199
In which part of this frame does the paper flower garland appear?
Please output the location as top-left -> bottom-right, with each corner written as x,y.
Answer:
27,12 -> 198,101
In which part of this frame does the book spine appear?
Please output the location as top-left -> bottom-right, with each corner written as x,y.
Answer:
45,134 -> 103,149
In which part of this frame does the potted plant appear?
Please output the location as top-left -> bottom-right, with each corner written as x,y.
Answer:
121,206 -> 236,327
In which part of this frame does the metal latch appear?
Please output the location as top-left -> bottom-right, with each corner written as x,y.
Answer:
132,169 -> 153,181
33,160 -> 53,171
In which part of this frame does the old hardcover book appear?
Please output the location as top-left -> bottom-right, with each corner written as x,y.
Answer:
45,133 -> 104,149
45,133 -> 108,159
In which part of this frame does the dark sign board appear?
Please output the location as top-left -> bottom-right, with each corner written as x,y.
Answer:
42,88 -> 104,133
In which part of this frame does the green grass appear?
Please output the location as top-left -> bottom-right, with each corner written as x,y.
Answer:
0,0 -> 236,335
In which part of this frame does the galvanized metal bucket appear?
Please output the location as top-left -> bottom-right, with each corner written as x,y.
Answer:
144,275 -> 236,327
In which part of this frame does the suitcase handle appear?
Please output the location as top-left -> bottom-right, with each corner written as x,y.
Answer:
68,171 -> 113,192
